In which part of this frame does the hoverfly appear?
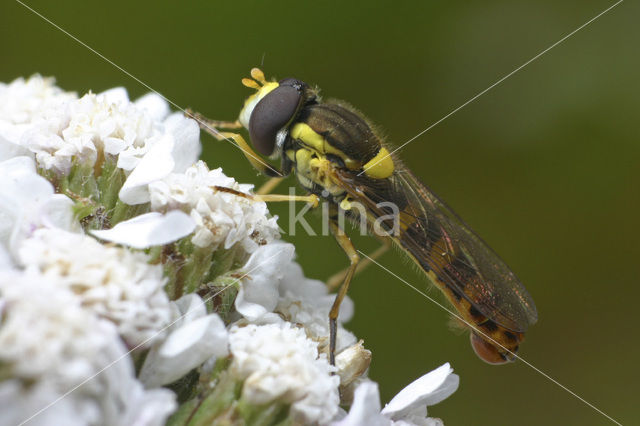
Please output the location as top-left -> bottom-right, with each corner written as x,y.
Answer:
188,68 -> 537,365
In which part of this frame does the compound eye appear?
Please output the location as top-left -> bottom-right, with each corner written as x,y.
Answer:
278,78 -> 307,90
249,84 -> 302,156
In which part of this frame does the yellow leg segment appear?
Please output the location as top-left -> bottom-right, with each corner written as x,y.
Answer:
326,238 -> 391,290
184,110 -> 243,130
221,132 -> 281,176
254,193 -> 319,208
211,185 -> 318,207
328,220 -> 360,365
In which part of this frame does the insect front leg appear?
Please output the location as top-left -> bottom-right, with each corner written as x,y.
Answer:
328,217 -> 360,366
186,110 -> 282,177
184,110 -> 243,130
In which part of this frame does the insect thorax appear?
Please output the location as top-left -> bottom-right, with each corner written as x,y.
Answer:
285,144 -> 347,203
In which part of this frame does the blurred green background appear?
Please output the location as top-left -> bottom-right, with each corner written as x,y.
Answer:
2,1 -> 637,424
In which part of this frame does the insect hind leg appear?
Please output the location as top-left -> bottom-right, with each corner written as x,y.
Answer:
328,219 -> 360,365
326,237 -> 391,290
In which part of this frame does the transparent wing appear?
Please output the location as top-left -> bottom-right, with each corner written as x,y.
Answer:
335,163 -> 538,332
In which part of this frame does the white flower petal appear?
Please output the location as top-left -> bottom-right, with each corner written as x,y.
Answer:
172,293 -> 207,325
164,112 -> 201,173
134,93 -> 170,121
91,211 -> 195,249
381,363 -> 459,419
0,244 -> 12,269
0,156 -> 79,257
161,314 -> 228,359
140,313 -> 228,387
39,194 -> 79,232
275,252 -> 357,353
332,381 -> 390,426
0,127 -> 31,160
98,87 -> 129,104
103,137 -> 128,155
119,135 -> 175,204
235,242 -> 293,321
0,380 -> 89,426
120,386 -> 177,426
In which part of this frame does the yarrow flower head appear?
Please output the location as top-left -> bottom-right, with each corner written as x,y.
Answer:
229,321 -> 341,424
0,75 -> 201,230
148,160 -> 280,253
0,75 -> 76,160
235,241 -> 357,353
16,84 -> 197,178
0,266 -> 176,426
18,227 -> 172,347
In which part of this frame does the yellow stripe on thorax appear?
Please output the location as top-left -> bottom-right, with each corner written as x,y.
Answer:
290,122 -> 394,179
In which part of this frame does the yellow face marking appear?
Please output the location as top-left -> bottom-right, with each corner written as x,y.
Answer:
362,147 -> 394,179
238,81 -> 280,128
290,123 -> 361,170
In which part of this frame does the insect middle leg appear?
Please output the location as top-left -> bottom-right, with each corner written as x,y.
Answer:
211,185 -> 318,207
328,218 -> 360,365
256,177 -> 284,195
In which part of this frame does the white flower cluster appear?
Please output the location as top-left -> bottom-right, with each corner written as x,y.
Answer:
0,75 -> 460,426
229,322 -> 340,424
149,160 -> 280,252
236,241 -> 357,352
0,77 -> 196,425
0,75 -> 76,160
0,75 -> 199,180
0,266 -> 176,426
0,157 -> 177,424
18,227 -> 171,347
